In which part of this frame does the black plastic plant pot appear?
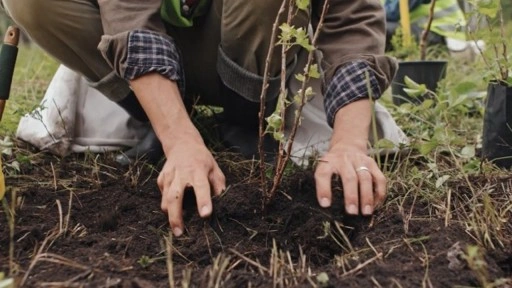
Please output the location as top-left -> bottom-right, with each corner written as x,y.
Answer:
482,81 -> 512,169
391,60 -> 448,105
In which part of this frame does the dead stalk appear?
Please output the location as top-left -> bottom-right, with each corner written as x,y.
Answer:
165,231 -> 175,288
50,162 -> 57,191
228,248 -> 269,274
445,188 -> 452,227
21,234 -> 93,287
20,231 -> 58,286
181,268 -> 192,288
340,253 -> 383,278
56,199 -> 63,235
65,190 -> 73,233
333,221 -> 355,253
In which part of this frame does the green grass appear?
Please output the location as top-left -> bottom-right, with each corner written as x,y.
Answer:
0,45 -> 58,135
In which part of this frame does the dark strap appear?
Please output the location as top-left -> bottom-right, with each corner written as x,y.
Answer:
0,41 -> 18,100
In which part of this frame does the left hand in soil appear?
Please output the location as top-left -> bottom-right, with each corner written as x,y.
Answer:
157,138 -> 226,237
314,144 -> 386,216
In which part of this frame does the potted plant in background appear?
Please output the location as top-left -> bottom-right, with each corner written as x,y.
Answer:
470,0 -> 512,168
390,0 -> 450,105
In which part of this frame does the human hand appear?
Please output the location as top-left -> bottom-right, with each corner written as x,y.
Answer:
157,138 -> 226,236
314,143 -> 387,216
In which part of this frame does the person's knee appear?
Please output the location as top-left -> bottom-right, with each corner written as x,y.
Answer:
2,0 -> 47,31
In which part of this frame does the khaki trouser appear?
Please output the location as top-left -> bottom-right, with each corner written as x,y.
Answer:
2,0 -> 307,105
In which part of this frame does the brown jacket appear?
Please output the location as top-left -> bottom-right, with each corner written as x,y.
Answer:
97,0 -> 397,94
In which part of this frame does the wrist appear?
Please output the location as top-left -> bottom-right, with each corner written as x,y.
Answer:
330,99 -> 371,151
161,122 -> 204,155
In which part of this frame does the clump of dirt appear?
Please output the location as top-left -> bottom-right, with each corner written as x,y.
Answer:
1,148 -> 511,287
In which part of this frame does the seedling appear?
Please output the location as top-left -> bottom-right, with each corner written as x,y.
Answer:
258,0 -> 328,206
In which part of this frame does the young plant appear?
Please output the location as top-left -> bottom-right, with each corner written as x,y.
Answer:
392,0 -> 440,61
467,0 -> 511,85
258,0 -> 328,205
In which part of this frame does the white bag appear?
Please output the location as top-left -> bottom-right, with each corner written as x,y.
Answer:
16,65 -> 148,156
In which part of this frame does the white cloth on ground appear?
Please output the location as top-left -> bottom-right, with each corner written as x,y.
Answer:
16,65 -> 149,157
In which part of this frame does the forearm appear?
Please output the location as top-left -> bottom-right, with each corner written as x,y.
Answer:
130,73 -> 203,154
312,0 -> 397,92
330,99 -> 371,152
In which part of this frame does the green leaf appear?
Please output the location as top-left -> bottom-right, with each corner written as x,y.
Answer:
294,28 -> 314,51
450,94 -> 469,108
266,113 -> 283,129
420,99 -> 434,109
463,159 -> 481,173
278,23 -> 294,42
454,81 -> 478,94
295,0 -> 310,11
316,272 -> 329,287
473,0 -> 500,18
419,140 -> 438,156
304,87 -> 315,98
460,145 -> 476,158
404,76 -> 421,89
308,64 -> 320,79
273,131 -> 285,142
435,175 -> 451,188
403,87 -> 425,97
373,138 -> 396,149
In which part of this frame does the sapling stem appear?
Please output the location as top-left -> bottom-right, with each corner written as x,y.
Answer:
498,3 -> 508,81
485,16 -> 504,81
258,0 -> 287,201
266,0 -> 330,202
419,0 -> 436,61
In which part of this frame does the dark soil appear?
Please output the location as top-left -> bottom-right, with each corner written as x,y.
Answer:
1,145 -> 511,287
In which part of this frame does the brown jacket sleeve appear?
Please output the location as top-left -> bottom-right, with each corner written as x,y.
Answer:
96,0 -> 167,77
312,0 -> 397,92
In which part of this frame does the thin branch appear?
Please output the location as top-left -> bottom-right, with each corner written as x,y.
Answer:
485,16 -> 502,78
420,0 -> 436,61
258,0 -> 288,200
498,3 -> 508,80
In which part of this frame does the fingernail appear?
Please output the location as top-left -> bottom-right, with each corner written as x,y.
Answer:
200,205 -> 211,217
319,197 -> 331,208
173,227 -> 183,237
363,205 -> 373,215
346,204 -> 358,215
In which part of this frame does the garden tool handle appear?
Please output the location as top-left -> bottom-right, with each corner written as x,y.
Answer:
0,26 -> 20,122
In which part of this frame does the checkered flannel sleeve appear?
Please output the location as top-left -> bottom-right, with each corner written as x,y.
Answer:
324,60 -> 381,127
124,30 -> 185,95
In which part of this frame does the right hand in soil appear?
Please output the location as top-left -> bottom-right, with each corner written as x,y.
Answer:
157,138 -> 226,237
129,74 -> 226,237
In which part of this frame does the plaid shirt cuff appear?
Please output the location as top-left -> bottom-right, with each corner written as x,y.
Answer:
324,61 -> 381,127
124,30 -> 184,95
